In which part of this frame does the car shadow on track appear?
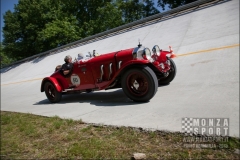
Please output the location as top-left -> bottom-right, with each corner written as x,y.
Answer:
34,89 -> 141,107
158,83 -> 170,87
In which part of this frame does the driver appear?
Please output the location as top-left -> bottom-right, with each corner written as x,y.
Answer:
61,55 -> 73,75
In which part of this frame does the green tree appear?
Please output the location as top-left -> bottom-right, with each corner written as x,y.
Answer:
2,10 -> 22,59
116,0 -> 159,23
116,0 -> 145,23
3,0 -> 82,60
61,0 -> 112,37
84,2 -> 124,36
2,0 -> 160,63
0,43 -> 15,67
143,0 -> 160,17
37,17 -> 82,50
157,0 -> 197,10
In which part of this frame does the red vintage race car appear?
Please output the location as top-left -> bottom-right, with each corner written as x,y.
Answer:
40,43 -> 176,103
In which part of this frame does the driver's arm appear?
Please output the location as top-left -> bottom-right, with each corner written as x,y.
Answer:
61,63 -> 72,75
63,70 -> 70,75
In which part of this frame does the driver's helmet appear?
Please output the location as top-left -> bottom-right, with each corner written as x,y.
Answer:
64,55 -> 72,63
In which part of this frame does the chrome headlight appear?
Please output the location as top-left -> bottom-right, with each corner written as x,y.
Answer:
152,45 -> 161,56
133,46 -> 152,61
143,48 -> 152,60
132,46 -> 144,59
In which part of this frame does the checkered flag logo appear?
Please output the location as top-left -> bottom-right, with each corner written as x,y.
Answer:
181,118 -> 193,135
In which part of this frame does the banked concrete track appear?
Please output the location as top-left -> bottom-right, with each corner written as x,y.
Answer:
1,0 -> 239,136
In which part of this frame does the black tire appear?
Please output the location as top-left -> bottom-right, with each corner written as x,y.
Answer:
159,57 -> 177,85
121,66 -> 158,102
44,82 -> 62,103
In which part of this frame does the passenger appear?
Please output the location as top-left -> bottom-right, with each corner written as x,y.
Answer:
93,50 -> 96,57
93,50 -> 100,57
61,55 -> 73,75
77,53 -> 84,61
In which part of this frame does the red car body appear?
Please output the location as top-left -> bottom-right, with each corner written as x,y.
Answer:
41,44 -> 176,103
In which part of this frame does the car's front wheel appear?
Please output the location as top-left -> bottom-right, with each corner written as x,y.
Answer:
44,82 -> 62,103
159,57 -> 177,85
121,66 -> 158,102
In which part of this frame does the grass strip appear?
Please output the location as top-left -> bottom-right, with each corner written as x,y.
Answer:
1,111 -> 239,159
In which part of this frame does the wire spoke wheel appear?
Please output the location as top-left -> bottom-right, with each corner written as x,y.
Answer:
47,85 -> 56,99
159,57 -> 177,85
121,66 -> 158,102
44,82 -> 62,103
127,72 -> 149,96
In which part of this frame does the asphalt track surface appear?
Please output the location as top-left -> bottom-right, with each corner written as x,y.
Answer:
1,0 -> 239,137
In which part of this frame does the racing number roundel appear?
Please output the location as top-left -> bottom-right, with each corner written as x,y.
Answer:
71,74 -> 80,86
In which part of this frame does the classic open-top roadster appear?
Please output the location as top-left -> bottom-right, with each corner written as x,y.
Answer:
41,43 -> 176,103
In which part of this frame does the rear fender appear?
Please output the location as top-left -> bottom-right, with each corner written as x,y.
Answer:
41,77 -> 62,92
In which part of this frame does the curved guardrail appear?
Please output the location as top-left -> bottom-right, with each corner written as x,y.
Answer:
1,0 -> 227,68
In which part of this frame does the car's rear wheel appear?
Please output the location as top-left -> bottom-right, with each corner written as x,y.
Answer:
121,66 -> 158,102
159,57 -> 177,85
44,82 -> 62,103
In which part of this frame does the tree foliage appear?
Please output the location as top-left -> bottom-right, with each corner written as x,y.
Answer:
157,0 -> 197,10
2,0 -> 199,65
2,0 -> 162,64
0,43 -> 15,67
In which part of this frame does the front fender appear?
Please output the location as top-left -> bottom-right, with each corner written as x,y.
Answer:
117,60 -> 150,75
99,60 -> 152,89
40,77 -> 62,92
